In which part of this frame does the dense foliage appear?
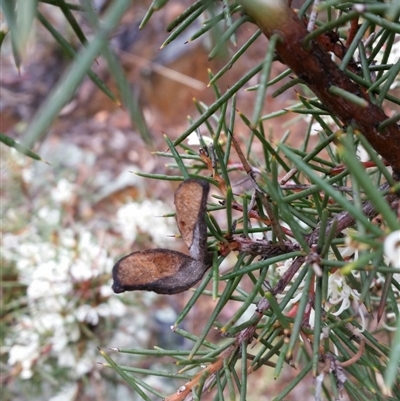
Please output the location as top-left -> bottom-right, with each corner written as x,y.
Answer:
2,1 -> 400,400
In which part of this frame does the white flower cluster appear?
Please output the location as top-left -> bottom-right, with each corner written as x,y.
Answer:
3,224 -> 126,380
3,183 -> 126,381
275,257 -> 360,324
274,228 -> 400,329
3,149 -> 179,387
116,199 -> 175,246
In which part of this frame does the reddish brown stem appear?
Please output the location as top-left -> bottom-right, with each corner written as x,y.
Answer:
239,0 -> 400,176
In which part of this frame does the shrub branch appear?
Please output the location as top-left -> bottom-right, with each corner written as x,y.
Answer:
238,0 -> 400,177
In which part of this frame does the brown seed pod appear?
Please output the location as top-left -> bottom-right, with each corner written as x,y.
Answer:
112,249 -> 208,294
112,179 -> 211,295
174,179 -> 210,262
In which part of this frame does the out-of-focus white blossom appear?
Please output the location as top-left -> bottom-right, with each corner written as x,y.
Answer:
309,115 -> 337,135
8,343 -> 40,379
100,284 -> 114,297
38,206 -> 61,225
51,178 -> 76,203
116,199 -> 175,246
57,350 -> 77,369
3,143 -> 158,400
3,217 -> 120,382
75,352 -> 94,376
356,144 -> 370,163
70,260 -> 93,281
98,298 -> 126,317
73,298 -> 126,324
116,203 -> 139,241
187,132 -> 213,146
56,347 -> 96,377
60,229 -> 77,248
48,383 -> 78,401
22,167 -> 33,183
7,148 -> 29,166
383,230 -> 400,268
75,304 -> 100,325
5,208 -> 20,224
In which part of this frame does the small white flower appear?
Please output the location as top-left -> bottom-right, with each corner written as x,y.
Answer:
58,349 -> 76,368
2,233 -> 20,251
116,203 -> 139,241
136,200 -> 175,246
60,229 -> 77,248
383,230 -> 400,268
75,304 -> 99,326
276,259 -> 304,289
22,167 -> 33,183
51,332 -> 69,353
70,260 -> 93,281
20,364 -> 34,380
11,317 -> 39,344
76,353 -> 93,377
33,313 -> 64,334
27,278 -> 51,300
99,284 -> 113,298
95,303 -> 111,317
27,261 -> 72,303
5,208 -> 20,224
63,315 -> 81,342
8,343 -> 40,379
18,242 -> 39,260
310,115 -> 337,135
274,258 -> 308,308
38,206 -> 61,225
275,258 -> 294,276
8,343 -> 38,365
340,236 -> 358,259
327,271 -> 360,316
95,299 -> 126,318
187,132 -> 213,146
356,143 -> 369,163
116,200 -> 175,246
107,298 -> 127,317
51,178 -> 76,204
49,383 -> 78,401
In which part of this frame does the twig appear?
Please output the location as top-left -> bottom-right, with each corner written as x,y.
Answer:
164,345 -> 238,401
280,184 -> 355,193
234,182 -> 399,344
238,0 -> 400,176
306,183 -> 395,245
230,132 -> 263,192
336,339 -> 365,367
117,50 -> 206,91
260,195 -> 287,249
164,184 -> 397,401
221,237 -> 300,258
